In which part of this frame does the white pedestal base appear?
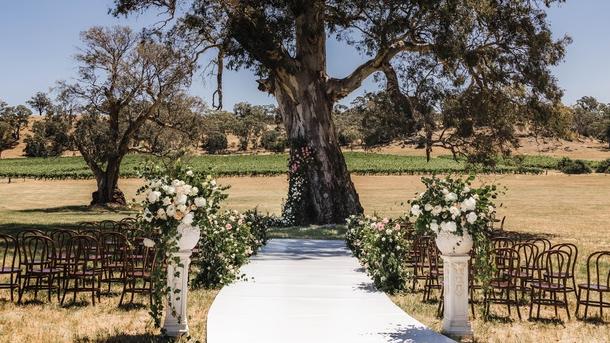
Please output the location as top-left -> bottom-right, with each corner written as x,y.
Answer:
163,250 -> 192,337
441,254 -> 473,338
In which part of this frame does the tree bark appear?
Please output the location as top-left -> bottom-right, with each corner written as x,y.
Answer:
90,156 -> 126,206
274,72 -> 363,224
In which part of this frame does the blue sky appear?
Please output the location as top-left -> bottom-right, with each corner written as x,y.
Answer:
0,0 -> 609,110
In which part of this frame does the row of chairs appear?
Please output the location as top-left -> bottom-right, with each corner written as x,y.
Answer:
408,234 -> 609,321
0,220 -> 156,307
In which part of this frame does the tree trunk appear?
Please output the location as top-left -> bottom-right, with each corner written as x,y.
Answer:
275,73 -> 363,225
91,157 -> 126,206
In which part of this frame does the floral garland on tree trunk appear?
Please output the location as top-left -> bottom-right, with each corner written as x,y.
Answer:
281,139 -> 315,225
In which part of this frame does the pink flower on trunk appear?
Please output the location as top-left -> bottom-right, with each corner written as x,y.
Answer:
226,223 -> 232,230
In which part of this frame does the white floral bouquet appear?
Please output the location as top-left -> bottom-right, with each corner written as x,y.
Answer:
408,174 -> 501,286
408,175 -> 497,238
136,164 -> 226,327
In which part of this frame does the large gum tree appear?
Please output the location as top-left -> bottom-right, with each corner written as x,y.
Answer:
113,0 -> 569,224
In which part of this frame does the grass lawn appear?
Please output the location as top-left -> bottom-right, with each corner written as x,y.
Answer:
0,174 -> 609,342
0,152 -> 581,179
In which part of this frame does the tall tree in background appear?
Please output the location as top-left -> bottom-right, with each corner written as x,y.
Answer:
0,100 -> 32,158
60,26 -> 196,205
114,0 -> 569,224
26,92 -> 53,115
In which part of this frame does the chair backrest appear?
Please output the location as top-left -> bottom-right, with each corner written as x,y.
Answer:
119,217 -> 137,228
65,235 -> 99,274
536,249 -> 571,284
492,236 -> 515,249
79,228 -> 101,239
99,220 -> 118,231
126,237 -> 157,273
585,251 -> 610,288
492,247 -> 520,279
16,229 -> 45,243
21,235 -> 55,272
0,234 -> 18,272
79,222 -> 99,231
100,231 -> 129,265
551,243 -> 578,277
526,238 -> 552,253
50,229 -> 76,258
424,242 -> 441,273
514,242 -> 539,273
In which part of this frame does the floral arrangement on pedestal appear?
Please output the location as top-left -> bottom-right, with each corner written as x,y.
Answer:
137,164 -> 226,327
407,174 -> 500,286
345,215 -> 412,292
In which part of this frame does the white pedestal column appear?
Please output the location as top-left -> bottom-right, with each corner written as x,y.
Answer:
163,250 -> 192,337
441,254 -> 473,338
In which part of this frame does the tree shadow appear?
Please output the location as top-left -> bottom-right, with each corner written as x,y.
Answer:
117,303 -> 148,312
73,333 -> 171,343
18,205 -> 134,214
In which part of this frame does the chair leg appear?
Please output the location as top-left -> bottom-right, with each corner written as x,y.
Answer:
584,289 -> 591,319
575,288 -> 582,319
564,291 -> 571,320
514,288 -> 522,320
553,292 -> 558,318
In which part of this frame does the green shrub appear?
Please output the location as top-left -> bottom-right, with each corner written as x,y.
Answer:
261,130 -> 287,153
345,215 -> 412,293
243,209 -> 271,250
595,158 -> 610,173
557,157 -> 592,174
203,131 -> 228,154
338,129 -> 359,146
23,116 -> 71,157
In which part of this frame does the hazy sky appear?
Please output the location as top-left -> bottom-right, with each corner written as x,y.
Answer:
1,0 -> 609,110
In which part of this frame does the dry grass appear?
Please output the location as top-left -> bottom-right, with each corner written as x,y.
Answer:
1,175 -> 609,342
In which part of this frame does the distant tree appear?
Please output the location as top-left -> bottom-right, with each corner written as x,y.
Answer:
23,115 -> 71,157
134,94 -> 205,156
0,100 -> 32,157
200,110 -> 237,136
261,129 -> 287,153
571,96 -> 610,138
26,92 -> 53,115
233,103 -> 272,150
203,131 -> 228,154
60,26 -> 196,206
605,123 -> 610,149
115,0 -> 570,224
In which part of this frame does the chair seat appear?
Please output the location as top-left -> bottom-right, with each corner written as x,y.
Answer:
490,279 -> 513,288
578,283 -> 610,291
66,270 -> 102,277
28,268 -> 63,275
0,267 -> 20,273
127,271 -> 150,278
531,281 -> 568,291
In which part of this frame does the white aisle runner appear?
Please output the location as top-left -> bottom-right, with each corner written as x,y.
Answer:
207,239 -> 455,343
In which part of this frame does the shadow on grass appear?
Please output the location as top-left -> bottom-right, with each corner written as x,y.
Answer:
117,303 -> 148,312
18,205 -> 134,214
494,229 -> 557,241
268,225 -> 348,240
0,223 -> 83,235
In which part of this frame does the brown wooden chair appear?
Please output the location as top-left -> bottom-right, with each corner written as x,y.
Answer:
576,251 -> 610,320
16,229 -> 45,243
526,238 -> 552,253
50,229 -> 77,268
492,236 -> 515,249
551,243 -> 578,297
512,242 -> 540,298
99,232 -> 129,294
529,249 -> 573,321
61,235 -> 102,305
422,243 -> 442,302
119,238 -> 156,306
18,235 -> 62,303
484,247 -> 522,320
411,235 -> 433,291
0,234 -> 21,302
99,220 -> 118,231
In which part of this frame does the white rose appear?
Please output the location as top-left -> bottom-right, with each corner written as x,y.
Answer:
189,187 -> 199,196
143,208 -> 153,222
166,186 -> 175,195
143,238 -> 155,248
210,180 -> 217,186
182,212 -> 194,225
162,197 -> 171,206
175,193 -> 188,205
194,197 -> 207,208
166,204 -> 176,217
442,188 -> 449,195
460,197 -> 477,212
186,170 -> 194,177
182,184 -> 192,195
466,212 -> 478,224
430,221 -> 439,233
156,208 -> 167,220
488,205 -> 495,213
440,221 -> 457,233
444,192 -> 458,202
449,206 -> 461,217
177,204 -> 187,213
410,204 -> 422,217
147,191 -> 161,203
431,205 -> 443,216
463,186 -> 470,193
424,204 -> 433,212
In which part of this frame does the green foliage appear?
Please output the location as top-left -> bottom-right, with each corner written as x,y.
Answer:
557,157 -> 592,174
571,96 -> 610,139
243,208 -> 271,250
232,102 -> 274,150
595,158 -> 610,174
345,215 -> 412,293
260,129 -> 287,153
203,132 -> 228,154
23,116 -> 71,157
191,210 -> 260,289
0,152 -> 551,179
26,92 -> 53,115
